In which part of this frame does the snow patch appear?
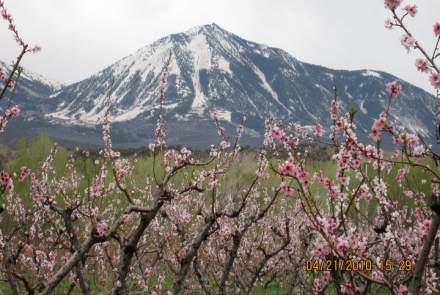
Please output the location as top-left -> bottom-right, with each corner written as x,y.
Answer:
325,73 -> 334,80
359,100 -> 368,114
215,109 -> 231,122
21,69 -> 63,90
216,56 -> 232,75
393,114 -> 429,137
252,64 -> 290,113
314,83 -> 330,94
187,34 -> 211,70
362,70 -> 382,79
162,103 -> 178,109
188,34 -> 211,114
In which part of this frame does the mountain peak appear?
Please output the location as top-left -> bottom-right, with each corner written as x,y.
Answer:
184,23 -> 228,37
43,24 -> 436,143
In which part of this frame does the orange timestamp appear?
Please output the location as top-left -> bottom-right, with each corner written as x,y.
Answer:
305,258 -> 413,272
377,258 -> 413,272
306,258 -> 373,272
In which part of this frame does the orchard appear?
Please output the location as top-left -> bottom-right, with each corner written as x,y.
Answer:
0,1 -> 440,294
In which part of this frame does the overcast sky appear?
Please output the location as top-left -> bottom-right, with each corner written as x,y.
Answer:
1,0 -> 439,93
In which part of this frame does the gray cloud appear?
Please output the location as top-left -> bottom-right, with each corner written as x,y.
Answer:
1,0 -> 439,94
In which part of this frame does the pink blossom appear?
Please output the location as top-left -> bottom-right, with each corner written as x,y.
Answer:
397,284 -> 408,295
30,46 -> 41,53
384,0 -> 403,10
279,182 -> 294,197
386,81 -> 402,97
163,149 -> 175,164
23,244 -> 33,253
415,58 -> 429,72
278,162 -> 296,176
352,159 -> 361,168
96,221 -> 108,236
271,126 -> 284,140
19,166 -> 30,181
313,244 -> 331,257
2,106 -> 19,118
406,134 -> 419,146
121,214 -> 130,223
372,270 -> 384,281
321,217 -> 337,232
403,5 -> 417,17
396,167 -> 409,182
314,123 -> 323,136
369,127 -> 381,142
420,219 -> 432,235
434,22 -> 440,37
0,171 -> 11,187
400,34 -> 416,52
330,99 -> 339,120
384,19 -> 393,30
430,73 -> 440,89
336,238 -> 349,255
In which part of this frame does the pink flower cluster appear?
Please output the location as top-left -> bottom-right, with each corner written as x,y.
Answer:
101,113 -> 120,159
0,104 -> 20,132
0,1 -> 14,31
278,159 -> 310,188
330,98 -> 339,121
430,73 -> 440,89
1,1 -> 40,52
419,219 -> 432,236
369,112 -> 387,142
384,19 -> 393,30
0,171 -> 11,187
278,160 -> 296,176
403,5 -> 417,17
386,81 -> 402,97
279,182 -> 294,197
434,22 -> 440,37
415,58 -> 429,72
400,34 -> 416,52
19,166 -> 30,181
5,105 -> 20,117
121,214 -> 130,223
96,220 -> 109,236
386,1 -> 440,93
317,216 -> 337,233
313,123 -> 323,136
313,271 -> 330,293
315,171 -> 340,199
395,166 -> 409,182
384,0 -> 403,10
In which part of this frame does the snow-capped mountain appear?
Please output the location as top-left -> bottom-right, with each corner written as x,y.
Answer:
0,60 -> 62,120
2,24 -> 438,147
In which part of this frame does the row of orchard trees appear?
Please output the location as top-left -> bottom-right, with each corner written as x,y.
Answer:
1,0 -> 440,294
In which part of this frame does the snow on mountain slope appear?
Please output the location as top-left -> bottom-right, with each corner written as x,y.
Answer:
1,60 -> 63,91
0,60 -> 63,122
